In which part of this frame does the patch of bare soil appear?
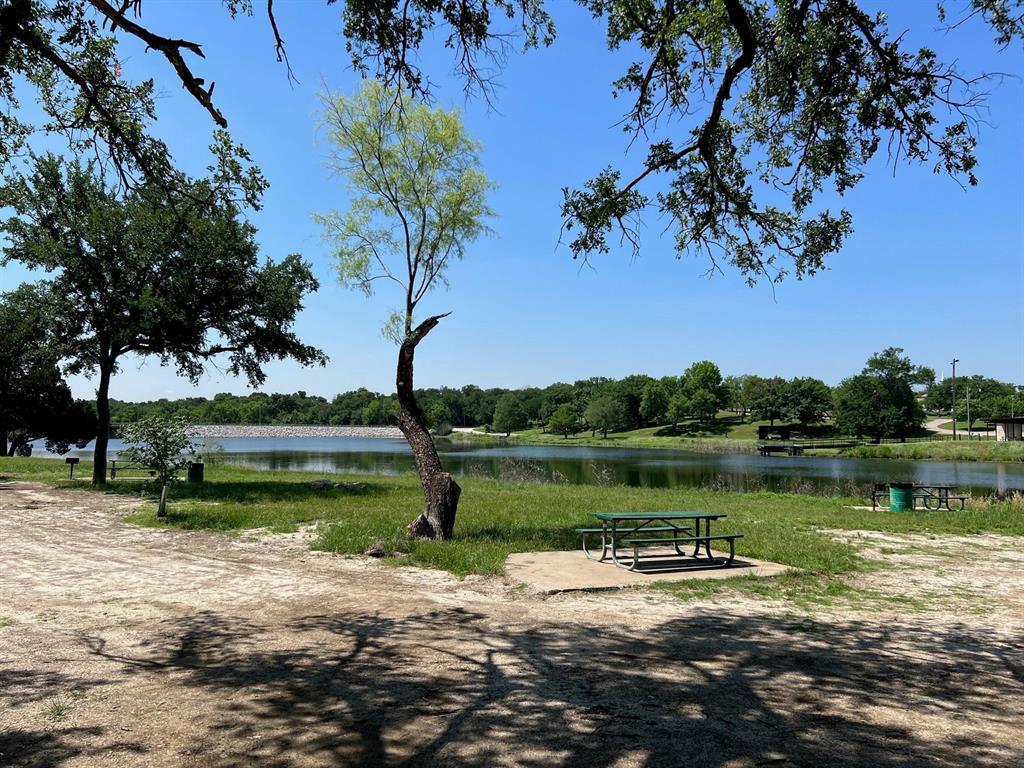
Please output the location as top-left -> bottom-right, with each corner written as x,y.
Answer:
1,482 -> 1022,767
829,529 -> 1024,627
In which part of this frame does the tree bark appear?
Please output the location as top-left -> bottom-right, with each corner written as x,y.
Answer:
397,315 -> 460,540
92,362 -> 112,485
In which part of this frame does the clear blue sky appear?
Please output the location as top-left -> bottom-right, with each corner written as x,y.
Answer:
2,1 -> 1022,402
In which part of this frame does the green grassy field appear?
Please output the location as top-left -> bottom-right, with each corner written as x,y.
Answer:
840,441 -> 1024,463
3,457 -> 1021,585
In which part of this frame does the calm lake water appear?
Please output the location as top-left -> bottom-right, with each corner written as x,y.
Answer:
57,436 -> 1024,496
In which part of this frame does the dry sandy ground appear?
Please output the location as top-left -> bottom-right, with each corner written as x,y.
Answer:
1,481 -> 1022,768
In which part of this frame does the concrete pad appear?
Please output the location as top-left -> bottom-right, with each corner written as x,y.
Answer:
505,547 -> 792,594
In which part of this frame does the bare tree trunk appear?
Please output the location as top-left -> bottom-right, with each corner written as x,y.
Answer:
92,362 -> 112,485
157,483 -> 168,518
397,315 -> 460,540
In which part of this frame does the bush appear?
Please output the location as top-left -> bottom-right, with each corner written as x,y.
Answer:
120,416 -> 197,516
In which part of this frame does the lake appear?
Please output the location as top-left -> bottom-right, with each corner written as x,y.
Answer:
54,436 -> 1024,496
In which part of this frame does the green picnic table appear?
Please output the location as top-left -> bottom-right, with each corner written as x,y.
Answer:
576,511 -> 743,571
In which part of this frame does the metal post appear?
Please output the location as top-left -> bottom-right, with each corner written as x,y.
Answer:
965,385 -> 970,440
951,357 -> 959,441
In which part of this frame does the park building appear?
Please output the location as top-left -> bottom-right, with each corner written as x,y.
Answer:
985,416 -> 1024,441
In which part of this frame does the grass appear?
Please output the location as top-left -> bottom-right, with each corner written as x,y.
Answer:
4,455 -> 1022,610
470,422 -> 760,454
0,616 -> 15,628
841,441 -> 1024,463
42,698 -> 71,722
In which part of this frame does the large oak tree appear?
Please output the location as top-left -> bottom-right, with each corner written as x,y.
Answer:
0,154 -> 326,484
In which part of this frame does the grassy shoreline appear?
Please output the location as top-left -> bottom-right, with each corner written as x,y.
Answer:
446,427 -> 760,454
451,427 -> 1024,462
837,441 -> 1024,463
4,456 -> 1022,574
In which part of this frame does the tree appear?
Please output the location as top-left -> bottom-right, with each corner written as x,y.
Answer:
924,375 -> 1015,429
0,283 -> 96,456
666,393 -> 689,428
614,374 -> 655,428
1,155 -> 325,484
639,381 -> 669,425
722,375 -> 748,418
833,349 -> 925,438
491,394 -> 527,436
680,360 -> 727,422
119,415 -> 197,518
5,3 -> 1016,283
749,376 -> 790,426
333,1 -> 1016,279
317,80 -> 493,540
547,403 -> 579,438
585,394 -> 626,439
865,347 -> 935,388
785,377 -> 832,428
739,375 -> 764,422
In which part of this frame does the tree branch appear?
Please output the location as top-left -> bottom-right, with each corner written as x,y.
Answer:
88,0 -> 227,127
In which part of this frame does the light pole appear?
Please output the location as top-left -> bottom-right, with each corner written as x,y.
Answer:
951,357 -> 959,441
966,385 -> 971,441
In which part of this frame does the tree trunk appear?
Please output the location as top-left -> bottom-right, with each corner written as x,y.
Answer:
397,315 -> 460,540
92,363 -> 112,485
0,424 -> 7,457
157,483 -> 168,518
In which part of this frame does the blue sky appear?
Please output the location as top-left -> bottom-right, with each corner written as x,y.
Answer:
2,1 -> 1022,402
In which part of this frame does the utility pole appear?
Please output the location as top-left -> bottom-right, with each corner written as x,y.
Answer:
951,357 -> 959,441
966,385 -> 971,441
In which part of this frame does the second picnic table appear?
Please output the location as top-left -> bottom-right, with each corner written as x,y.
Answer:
577,511 -> 742,571
871,483 -> 966,511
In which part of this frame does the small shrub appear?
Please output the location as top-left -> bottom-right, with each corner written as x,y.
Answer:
120,416 -> 197,517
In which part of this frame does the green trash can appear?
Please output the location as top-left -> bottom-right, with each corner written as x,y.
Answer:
889,482 -> 913,511
187,461 -> 205,483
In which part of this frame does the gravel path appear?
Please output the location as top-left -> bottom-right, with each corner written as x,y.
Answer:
1,481 -> 1022,767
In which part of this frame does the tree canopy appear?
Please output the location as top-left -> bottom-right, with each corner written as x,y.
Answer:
0,154 -> 325,482
4,1 -> 1019,279
0,282 -> 96,456
833,348 -> 926,438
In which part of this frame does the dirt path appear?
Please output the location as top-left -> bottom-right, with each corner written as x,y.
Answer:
924,417 -> 955,435
1,481 -> 1022,767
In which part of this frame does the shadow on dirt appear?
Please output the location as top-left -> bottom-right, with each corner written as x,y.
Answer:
54,607 -> 1024,767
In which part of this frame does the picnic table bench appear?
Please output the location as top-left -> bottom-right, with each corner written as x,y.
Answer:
109,460 -> 154,480
576,512 -> 742,571
912,484 -> 966,511
871,483 -> 967,511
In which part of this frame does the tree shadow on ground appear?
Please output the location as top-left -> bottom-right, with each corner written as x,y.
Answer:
75,607 -> 1022,767
0,668 -> 146,767
654,420 -> 734,437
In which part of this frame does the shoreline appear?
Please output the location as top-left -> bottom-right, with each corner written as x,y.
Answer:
187,424 -> 405,439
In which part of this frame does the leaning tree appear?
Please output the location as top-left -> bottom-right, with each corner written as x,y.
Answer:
0,154 -> 326,484
317,81 -> 493,539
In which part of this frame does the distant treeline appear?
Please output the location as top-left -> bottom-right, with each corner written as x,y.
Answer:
108,351 -> 1023,440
